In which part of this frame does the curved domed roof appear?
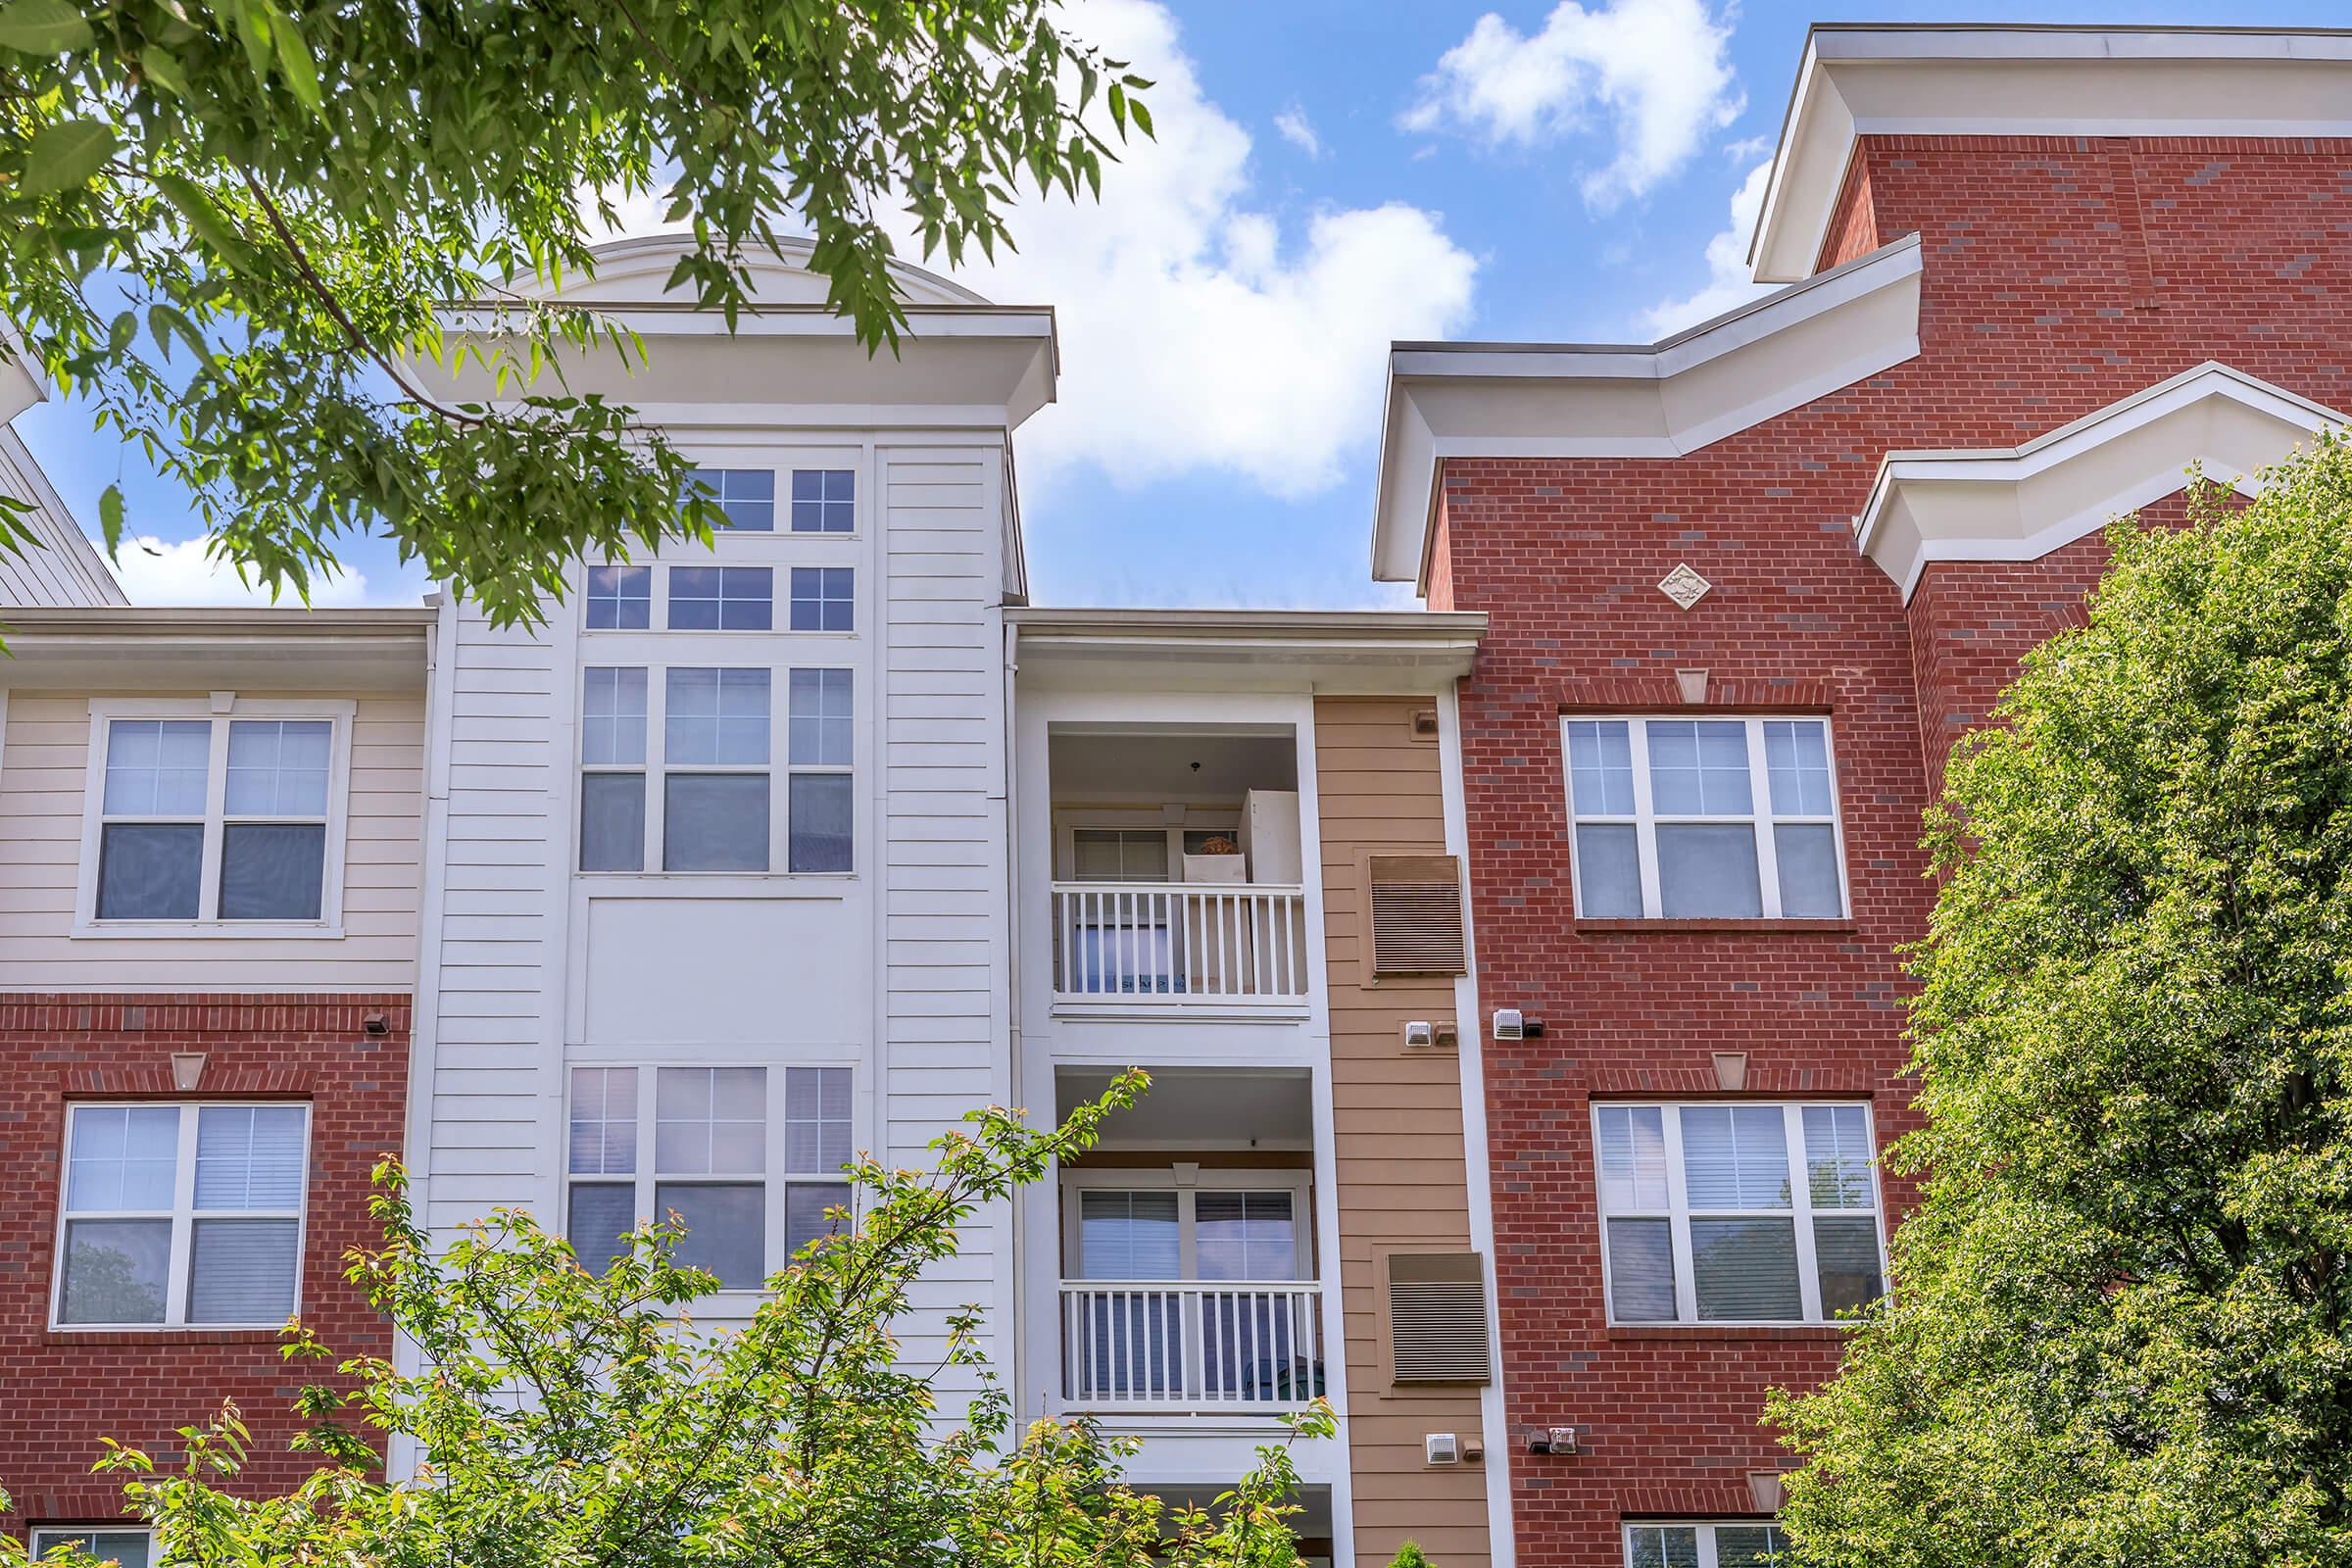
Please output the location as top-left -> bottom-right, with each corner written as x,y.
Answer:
533,232 -> 991,308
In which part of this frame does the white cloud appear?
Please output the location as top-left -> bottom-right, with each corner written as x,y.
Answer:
1636,156 -> 1774,338
1401,0 -> 1742,208
922,0 -> 1478,499
1274,102 -> 1323,159
99,533 -> 378,608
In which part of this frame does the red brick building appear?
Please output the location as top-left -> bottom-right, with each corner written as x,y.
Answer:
1373,25 -> 2352,1568
0,543 -> 431,1554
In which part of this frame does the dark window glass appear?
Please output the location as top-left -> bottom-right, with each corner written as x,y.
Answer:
788,772 -> 852,872
96,823 -> 203,920
217,823 -> 325,919
580,773 -> 647,871
664,774 -> 769,871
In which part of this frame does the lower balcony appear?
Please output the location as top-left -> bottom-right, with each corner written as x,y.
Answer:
1058,1279 -> 1327,1412
1051,882 -> 1310,1004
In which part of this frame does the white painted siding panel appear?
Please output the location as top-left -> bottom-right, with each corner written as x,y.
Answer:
0,690 -> 423,990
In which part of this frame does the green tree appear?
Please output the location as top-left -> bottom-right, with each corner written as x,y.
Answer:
1771,442 -> 2352,1568
20,1071 -> 1329,1568
1385,1541 -> 1434,1568
0,0 -> 1149,622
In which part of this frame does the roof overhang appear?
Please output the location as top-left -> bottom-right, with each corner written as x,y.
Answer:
1750,24 -> 2352,283
424,303 -> 1058,430
1371,234 -> 1923,588
1855,362 -> 2346,603
1008,608 -> 1486,695
0,607 -> 435,691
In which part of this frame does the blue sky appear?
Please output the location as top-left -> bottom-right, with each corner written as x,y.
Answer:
20,0 -> 2351,611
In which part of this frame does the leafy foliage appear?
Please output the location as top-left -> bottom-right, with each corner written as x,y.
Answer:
1385,1541 -> 1435,1568
20,1070 -> 1329,1568
0,0 -> 1148,622
1772,441 -> 2352,1567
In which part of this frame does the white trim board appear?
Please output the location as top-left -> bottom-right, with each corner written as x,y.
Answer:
1371,237 -> 1923,587
1748,24 -> 2352,282
1854,362 -> 2347,602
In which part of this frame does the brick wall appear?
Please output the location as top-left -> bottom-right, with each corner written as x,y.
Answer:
1439,136 -> 2352,1566
0,995 -> 409,1530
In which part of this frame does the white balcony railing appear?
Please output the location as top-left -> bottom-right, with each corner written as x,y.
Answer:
1059,1280 -> 1326,1411
1051,882 -> 1310,1004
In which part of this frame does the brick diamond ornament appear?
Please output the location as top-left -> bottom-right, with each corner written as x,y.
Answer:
1658,563 -> 1712,610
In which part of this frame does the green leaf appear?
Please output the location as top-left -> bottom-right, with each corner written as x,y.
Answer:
97,482 -> 122,547
137,43 -> 192,97
0,0 -> 89,55
1126,97 -> 1152,138
20,118 -> 116,196
152,172 -> 256,273
269,6 -> 320,112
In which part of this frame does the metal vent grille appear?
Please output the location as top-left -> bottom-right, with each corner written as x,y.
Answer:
1369,855 -> 1467,977
1388,1251 -> 1491,1385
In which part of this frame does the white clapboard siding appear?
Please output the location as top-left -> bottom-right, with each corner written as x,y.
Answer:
426,609 -> 563,1233
0,691 -> 423,990
879,444 -> 1012,1390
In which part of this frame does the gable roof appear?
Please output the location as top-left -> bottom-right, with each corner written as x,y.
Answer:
0,350 -> 126,608
1854,362 -> 2346,601
1748,24 -> 2352,283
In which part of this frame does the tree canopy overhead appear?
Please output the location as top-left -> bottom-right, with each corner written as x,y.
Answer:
1773,441 -> 2352,1568
0,0 -> 1149,623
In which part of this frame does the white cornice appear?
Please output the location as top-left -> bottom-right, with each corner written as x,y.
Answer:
1854,362 -> 2346,603
1009,608 -> 1486,694
1371,234 -> 1923,587
1749,24 -> 2352,283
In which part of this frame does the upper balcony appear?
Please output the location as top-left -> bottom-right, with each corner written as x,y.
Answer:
1044,726 -> 1311,1017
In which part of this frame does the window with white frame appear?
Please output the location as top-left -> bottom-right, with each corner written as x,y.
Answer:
684,466 -> 776,531
578,666 -> 855,875
788,566 -> 855,632
1065,1179 -> 1308,1282
54,1102 -> 308,1328
789,468 -> 855,533
1563,716 -> 1844,919
668,565 -> 774,631
87,709 -> 344,926
1595,1102 -> 1884,1325
565,1065 -> 853,1288
28,1527 -> 154,1568
1625,1521 -> 1788,1568
786,668 -> 853,872
586,564 -> 652,630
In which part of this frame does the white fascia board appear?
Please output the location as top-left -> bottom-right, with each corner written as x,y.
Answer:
1749,25 -> 2352,282
1370,235 -> 1923,586
1854,362 -> 2348,601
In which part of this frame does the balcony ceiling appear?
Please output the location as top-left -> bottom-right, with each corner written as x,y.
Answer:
1057,1067 -> 1314,1151
1049,729 -> 1298,800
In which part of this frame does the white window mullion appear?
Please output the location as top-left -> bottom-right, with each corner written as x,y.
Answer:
1696,1525 -> 1721,1568
165,1103 -> 200,1328
644,666 -> 668,871
1660,1105 -> 1696,1324
1787,1102 -> 1824,1322
1630,720 -> 1664,919
197,718 -> 230,918
769,669 -> 789,873
1746,720 -> 1785,918
1822,716 -> 1853,918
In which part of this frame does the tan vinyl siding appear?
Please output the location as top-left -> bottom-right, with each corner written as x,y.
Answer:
0,689 -> 424,989
1314,696 -> 1490,1568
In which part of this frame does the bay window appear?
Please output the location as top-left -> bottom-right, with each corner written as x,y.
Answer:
54,1102 -> 308,1329
1595,1101 -> 1884,1325
1563,715 -> 1844,919
565,1064 -> 854,1288
83,705 -> 347,929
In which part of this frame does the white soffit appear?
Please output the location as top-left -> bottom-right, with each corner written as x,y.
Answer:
1749,24 -> 2352,283
1854,362 -> 2346,603
1370,234 -> 1923,586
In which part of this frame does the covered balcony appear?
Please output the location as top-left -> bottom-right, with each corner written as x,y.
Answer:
1052,1068 -> 1328,1418
1046,726 -> 1310,1010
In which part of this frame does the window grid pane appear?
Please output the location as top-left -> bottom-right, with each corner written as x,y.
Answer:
224,720 -> 330,816
788,566 -> 855,631
583,668 -> 649,766
569,1066 -> 639,1176
790,468 -> 856,532
654,1067 -> 766,1175
586,564 -> 652,629
665,668 -> 770,765
668,566 -> 775,632
686,466 -> 776,531
103,718 -> 211,816
787,668 -> 854,766
783,1066 -> 854,1174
